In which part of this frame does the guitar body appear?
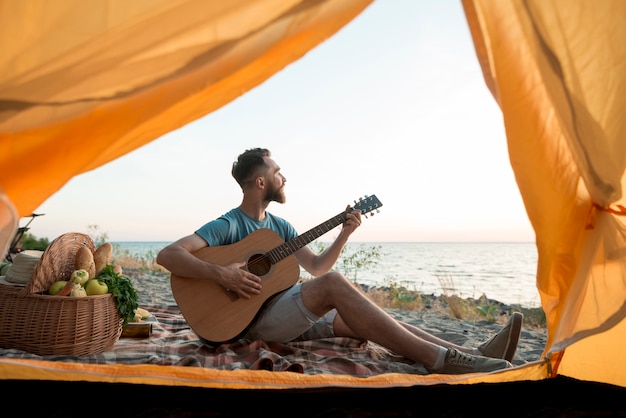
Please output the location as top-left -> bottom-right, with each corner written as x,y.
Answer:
171,228 -> 300,344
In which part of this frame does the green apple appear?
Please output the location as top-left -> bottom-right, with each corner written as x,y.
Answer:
70,269 -> 90,286
84,279 -> 108,296
49,280 -> 68,295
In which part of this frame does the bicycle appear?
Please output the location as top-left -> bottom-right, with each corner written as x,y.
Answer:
4,213 -> 45,262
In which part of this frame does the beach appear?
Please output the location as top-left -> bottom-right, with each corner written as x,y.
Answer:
126,268 -> 548,366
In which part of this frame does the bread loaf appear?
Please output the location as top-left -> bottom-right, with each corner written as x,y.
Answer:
75,246 -> 96,279
94,242 -> 113,277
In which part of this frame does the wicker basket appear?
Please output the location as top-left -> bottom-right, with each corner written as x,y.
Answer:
0,233 -> 123,356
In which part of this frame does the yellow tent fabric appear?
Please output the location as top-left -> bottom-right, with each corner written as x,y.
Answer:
0,0 -> 624,390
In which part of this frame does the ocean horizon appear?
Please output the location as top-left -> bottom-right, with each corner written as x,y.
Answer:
113,241 -> 540,307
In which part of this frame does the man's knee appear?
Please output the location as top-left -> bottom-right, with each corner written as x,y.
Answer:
313,271 -> 350,286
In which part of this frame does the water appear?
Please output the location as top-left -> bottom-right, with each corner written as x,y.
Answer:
113,241 -> 540,307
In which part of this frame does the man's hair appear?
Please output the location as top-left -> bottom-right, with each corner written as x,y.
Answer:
232,147 -> 271,189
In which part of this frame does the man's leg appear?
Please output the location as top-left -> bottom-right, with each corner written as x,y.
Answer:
300,272 -> 512,373
301,272 -> 442,368
393,314 -> 523,362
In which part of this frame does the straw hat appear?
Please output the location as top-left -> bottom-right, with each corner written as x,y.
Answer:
4,250 -> 44,285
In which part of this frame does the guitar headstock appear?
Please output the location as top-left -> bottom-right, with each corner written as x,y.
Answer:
352,195 -> 383,218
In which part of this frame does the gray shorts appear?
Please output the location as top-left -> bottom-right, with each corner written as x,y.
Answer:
243,283 -> 337,342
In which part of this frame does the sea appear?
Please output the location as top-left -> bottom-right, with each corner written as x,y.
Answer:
112,241 -> 540,308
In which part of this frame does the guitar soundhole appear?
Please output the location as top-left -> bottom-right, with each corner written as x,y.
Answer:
247,253 -> 272,276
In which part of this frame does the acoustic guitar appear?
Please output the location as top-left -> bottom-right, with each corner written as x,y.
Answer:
170,195 -> 383,344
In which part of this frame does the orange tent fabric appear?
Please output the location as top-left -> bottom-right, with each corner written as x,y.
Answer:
463,0 -> 626,387
1,0 -> 625,389
0,0 -> 373,230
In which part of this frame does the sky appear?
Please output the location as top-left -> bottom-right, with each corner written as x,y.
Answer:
31,0 -> 535,244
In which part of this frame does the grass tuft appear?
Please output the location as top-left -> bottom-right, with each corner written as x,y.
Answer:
111,246 -> 167,273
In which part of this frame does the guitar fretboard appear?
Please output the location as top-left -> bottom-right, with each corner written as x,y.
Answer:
264,194 -> 382,265
267,212 -> 349,264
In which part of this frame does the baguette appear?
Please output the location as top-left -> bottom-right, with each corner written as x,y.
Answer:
75,246 -> 96,279
94,242 -> 113,277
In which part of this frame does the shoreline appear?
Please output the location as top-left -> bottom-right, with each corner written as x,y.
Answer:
114,241 -> 540,307
126,269 -> 548,366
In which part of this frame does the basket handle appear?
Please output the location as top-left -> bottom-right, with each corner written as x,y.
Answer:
20,233 -> 95,297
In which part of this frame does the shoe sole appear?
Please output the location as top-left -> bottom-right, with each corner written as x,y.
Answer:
503,312 -> 523,362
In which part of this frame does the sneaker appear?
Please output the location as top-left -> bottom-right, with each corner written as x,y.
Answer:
478,311 -> 523,362
432,348 -> 512,374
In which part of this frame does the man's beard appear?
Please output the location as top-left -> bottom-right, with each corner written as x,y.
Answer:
265,183 -> 286,204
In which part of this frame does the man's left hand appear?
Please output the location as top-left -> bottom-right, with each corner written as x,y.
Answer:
343,206 -> 362,233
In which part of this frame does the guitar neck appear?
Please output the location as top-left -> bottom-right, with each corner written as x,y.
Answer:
266,211 -> 349,264
265,194 -> 382,265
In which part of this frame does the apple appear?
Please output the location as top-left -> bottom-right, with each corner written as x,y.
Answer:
70,269 -> 90,286
84,279 -> 108,296
48,280 -> 68,295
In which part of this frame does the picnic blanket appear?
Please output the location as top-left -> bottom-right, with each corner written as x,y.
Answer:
0,304 -> 428,376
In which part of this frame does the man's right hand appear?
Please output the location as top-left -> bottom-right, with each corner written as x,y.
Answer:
219,261 -> 262,299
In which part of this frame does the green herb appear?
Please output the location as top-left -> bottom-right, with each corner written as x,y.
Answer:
96,265 -> 139,326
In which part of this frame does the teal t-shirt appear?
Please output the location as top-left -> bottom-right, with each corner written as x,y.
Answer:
195,207 -> 298,246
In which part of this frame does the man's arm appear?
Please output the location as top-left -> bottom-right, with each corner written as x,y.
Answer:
156,233 -> 208,277
157,233 -> 262,299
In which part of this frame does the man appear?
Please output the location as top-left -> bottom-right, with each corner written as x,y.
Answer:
157,148 -> 522,374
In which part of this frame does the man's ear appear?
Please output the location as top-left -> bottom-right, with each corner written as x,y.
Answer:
255,176 -> 265,189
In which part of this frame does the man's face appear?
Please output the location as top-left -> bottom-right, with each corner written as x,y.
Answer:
263,157 -> 286,203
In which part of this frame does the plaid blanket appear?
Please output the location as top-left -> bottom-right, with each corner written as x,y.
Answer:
0,304 -> 428,376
